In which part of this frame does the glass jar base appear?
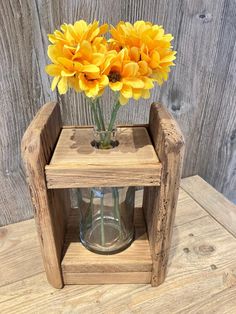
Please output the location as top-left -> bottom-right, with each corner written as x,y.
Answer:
80,216 -> 134,255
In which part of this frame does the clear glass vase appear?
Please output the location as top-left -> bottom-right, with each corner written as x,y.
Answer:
78,187 -> 135,254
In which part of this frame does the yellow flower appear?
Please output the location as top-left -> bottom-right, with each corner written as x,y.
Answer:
45,20 -> 109,97
109,21 -> 176,85
45,20 -> 176,105
105,48 -> 154,104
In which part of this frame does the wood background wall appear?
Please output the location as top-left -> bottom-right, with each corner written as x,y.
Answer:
0,0 -> 236,226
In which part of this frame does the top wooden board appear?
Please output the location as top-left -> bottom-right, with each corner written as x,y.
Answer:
45,127 -> 162,188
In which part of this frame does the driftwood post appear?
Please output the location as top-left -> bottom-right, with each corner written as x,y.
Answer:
21,102 -> 70,288
143,103 -> 185,286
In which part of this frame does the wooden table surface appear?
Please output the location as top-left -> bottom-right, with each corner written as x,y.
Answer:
1,175 -> 236,314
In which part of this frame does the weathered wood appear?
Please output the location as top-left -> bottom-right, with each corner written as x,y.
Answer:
181,175 -> 236,237
21,102 -> 70,288
0,219 -> 44,287
144,102 -> 185,286
1,179 -> 236,312
45,127 -> 161,188
63,272 -> 152,285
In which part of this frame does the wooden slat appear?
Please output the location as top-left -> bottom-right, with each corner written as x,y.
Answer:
143,103 -> 185,286
21,102 -> 71,289
46,164 -> 161,188
63,272 -> 152,285
45,127 -> 161,188
181,175 -> 236,237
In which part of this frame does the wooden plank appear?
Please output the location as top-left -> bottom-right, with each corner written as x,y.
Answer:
143,103 -> 185,286
0,220 -> 43,287
1,188 -> 236,312
180,286 -> 236,313
45,127 -> 161,188
63,272 -> 151,285
21,102 -> 71,288
46,164 -> 161,188
49,127 -> 159,166
181,175 -> 236,237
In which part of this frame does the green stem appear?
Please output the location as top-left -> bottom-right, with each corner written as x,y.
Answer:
99,98 -> 121,148
88,189 -> 94,227
100,194 -> 105,246
108,99 -> 121,131
90,98 -> 101,131
112,187 -> 122,237
96,98 -> 106,131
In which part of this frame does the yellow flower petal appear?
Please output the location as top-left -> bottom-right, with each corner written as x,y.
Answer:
122,62 -> 139,77
132,88 -> 142,100
57,57 -> 74,70
150,51 -> 160,68
143,77 -> 154,89
47,45 -> 61,63
124,78 -> 144,88
142,89 -> 150,99
160,53 -> 176,63
68,77 -> 81,92
86,84 -> 100,97
82,64 -> 100,73
51,76 -> 60,91
58,77 -> 68,94
99,23 -> 108,35
74,20 -> 88,38
97,88 -> 105,97
130,47 -> 140,62
120,85 -> 133,98
109,81 -> 123,91
92,53 -> 105,66
80,40 -> 93,56
61,70 -> 76,77
119,93 -> 129,105
45,64 -> 61,76
99,75 -> 109,88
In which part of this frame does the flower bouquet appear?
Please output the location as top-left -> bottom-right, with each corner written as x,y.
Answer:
45,20 -> 176,254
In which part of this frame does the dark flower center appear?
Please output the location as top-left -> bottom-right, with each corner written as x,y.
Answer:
108,71 -> 121,83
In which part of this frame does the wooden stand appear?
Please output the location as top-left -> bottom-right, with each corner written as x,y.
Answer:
21,102 -> 184,289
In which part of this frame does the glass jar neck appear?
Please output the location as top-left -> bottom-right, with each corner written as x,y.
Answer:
92,127 -> 118,149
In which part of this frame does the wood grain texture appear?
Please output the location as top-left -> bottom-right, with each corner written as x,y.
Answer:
181,175 -> 236,237
45,127 -> 161,188
0,219 -> 44,287
1,179 -> 236,312
1,0 -> 236,225
144,103 -> 185,286
21,102 -> 71,288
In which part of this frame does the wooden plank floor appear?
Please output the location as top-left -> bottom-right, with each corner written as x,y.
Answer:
1,175 -> 236,313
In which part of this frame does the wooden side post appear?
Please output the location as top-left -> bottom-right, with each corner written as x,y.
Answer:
143,103 -> 185,286
21,102 -> 70,288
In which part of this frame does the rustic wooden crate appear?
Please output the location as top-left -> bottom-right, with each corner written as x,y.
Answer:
21,102 -> 184,289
